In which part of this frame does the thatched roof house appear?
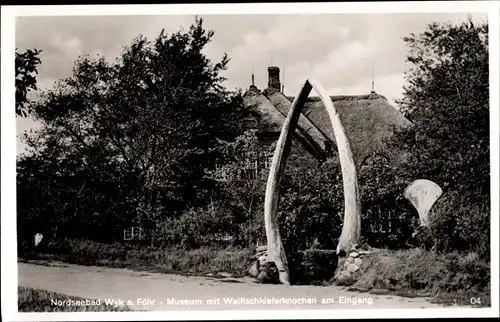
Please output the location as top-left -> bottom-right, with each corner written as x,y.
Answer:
242,66 -> 411,168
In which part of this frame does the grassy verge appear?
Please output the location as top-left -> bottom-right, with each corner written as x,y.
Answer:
19,238 -> 254,278
19,239 -> 491,307
18,287 -> 131,312
343,248 -> 491,307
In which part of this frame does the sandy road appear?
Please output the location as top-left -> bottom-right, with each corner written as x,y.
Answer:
18,260 -> 448,311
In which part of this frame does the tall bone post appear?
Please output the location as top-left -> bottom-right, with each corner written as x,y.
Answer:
308,80 -> 361,256
263,79 -> 361,285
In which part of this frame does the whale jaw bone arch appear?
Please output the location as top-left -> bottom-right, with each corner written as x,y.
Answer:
263,79 -> 362,285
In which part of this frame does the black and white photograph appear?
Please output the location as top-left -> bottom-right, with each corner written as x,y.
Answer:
1,1 -> 499,321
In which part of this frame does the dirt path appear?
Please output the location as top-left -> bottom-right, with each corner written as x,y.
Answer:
18,260 -> 448,311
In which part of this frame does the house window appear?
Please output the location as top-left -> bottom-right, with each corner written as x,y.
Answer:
124,227 -> 143,241
239,166 -> 257,180
241,155 -> 258,170
264,156 -> 273,169
378,213 -> 393,233
215,169 -> 229,181
214,162 -> 230,182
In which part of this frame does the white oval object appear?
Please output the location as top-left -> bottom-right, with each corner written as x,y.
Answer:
34,233 -> 43,247
404,179 -> 443,227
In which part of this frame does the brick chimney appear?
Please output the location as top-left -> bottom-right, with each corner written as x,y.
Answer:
267,66 -> 281,92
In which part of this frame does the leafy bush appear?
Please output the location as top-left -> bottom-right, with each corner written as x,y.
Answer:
357,149 -> 490,258
21,238 -> 254,277
428,190 -> 490,259
358,152 -> 418,249
277,160 -> 343,262
349,248 -> 490,304
159,201 -> 247,249
295,249 -> 338,285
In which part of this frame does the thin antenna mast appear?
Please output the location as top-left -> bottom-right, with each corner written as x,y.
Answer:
282,62 -> 286,93
371,61 -> 375,94
251,68 -> 255,86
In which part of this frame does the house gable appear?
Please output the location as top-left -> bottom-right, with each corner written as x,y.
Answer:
243,66 -> 412,168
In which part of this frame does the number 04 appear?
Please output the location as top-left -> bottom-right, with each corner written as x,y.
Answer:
470,297 -> 481,305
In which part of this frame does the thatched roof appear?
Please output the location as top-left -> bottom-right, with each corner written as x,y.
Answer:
243,86 -> 326,160
243,86 -> 411,167
243,86 -> 284,133
288,94 -> 412,165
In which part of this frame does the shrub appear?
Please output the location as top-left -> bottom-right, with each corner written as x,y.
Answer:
277,160 -> 343,253
348,248 -> 490,304
296,249 -> 338,285
153,201 -> 247,249
20,238 -> 254,277
428,190 -> 490,259
358,152 -> 417,249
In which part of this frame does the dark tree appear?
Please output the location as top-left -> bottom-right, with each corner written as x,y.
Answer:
17,17 -> 245,243
380,17 -> 490,255
393,16 -> 489,201
15,48 -> 42,117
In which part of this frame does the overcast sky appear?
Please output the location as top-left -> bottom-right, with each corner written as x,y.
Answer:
15,13 -> 487,154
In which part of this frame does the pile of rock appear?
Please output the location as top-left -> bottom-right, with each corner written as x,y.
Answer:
248,245 -> 268,278
247,245 -> 280,284
255,245 -> 268,262
247,244 -> 376,286
333,247 -> 376,286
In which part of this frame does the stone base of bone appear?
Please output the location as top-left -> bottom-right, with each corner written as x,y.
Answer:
248,244 -> 268,278
256,261 -> 280,284
248,261 -> 260,278
247,245 -> 279,284
249,245 -> 340,285
333,246 -> 378,287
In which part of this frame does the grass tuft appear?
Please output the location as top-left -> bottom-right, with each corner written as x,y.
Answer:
18,287 -> 131,312
344,248 -> 491,307
20,238 -> 254,278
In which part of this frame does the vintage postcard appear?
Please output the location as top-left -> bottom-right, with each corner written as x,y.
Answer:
1,1 -> 499,321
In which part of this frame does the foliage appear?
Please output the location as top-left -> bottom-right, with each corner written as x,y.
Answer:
214,130 -> 274,246
276,158 -> 344,273
15,48 -> 42,117
17,17 -> 246,243
19,238 -> 254,278
16,16 -> 490,272
18,287 -> 132,312
159,130 -> 274,249
393,17 -> 489,202
387,17 -> 490,255
358,152 -> 418,249
155,200 -> 244,249
346,248 -> 490,306
428,190 -> 490,259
